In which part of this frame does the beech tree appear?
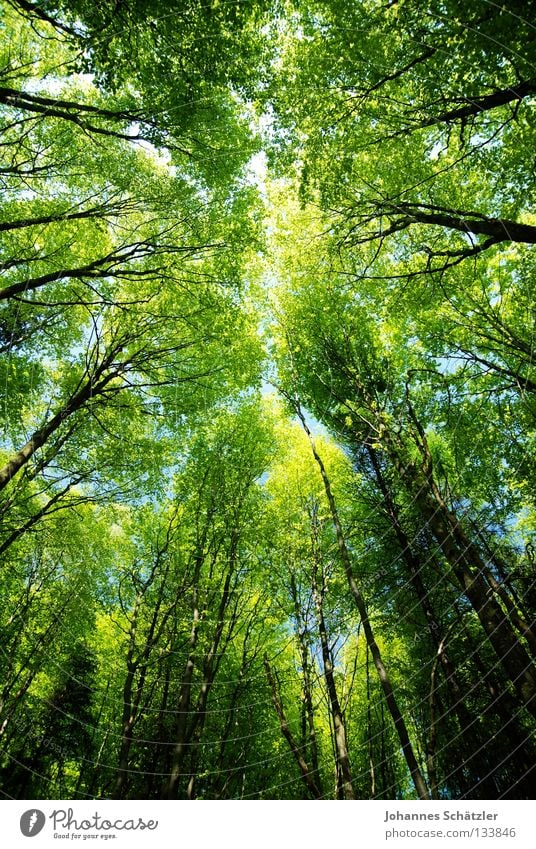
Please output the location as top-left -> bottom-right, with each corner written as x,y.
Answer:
0,0 -> 534,802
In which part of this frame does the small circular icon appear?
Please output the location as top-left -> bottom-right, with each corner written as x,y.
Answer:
20,810 -> 46,837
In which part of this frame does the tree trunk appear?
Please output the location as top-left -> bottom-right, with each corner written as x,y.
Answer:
309,519 -> 355,799
263,654 -> 323,799
385,413 -> 536,718
290,573 -> 322,796
292,398 -> 430,800
367,446 -> 498,796
164,589 -> 201,798
0,368 -> 120,492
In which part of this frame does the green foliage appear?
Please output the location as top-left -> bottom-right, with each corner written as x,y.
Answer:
0,0 -> 535,802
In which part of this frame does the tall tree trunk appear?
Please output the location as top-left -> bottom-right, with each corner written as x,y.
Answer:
113,593 -> 141,800
164,585 -> 201,798
289,573 -> 322,795
385,409 -> 536,717
292,397 -> 430,800
367,446 -> 498,796
309,515 -> 355,800
412,482 -> 536,716
185,546 -> 239,799
263,654 -> 323,799
365,646 -> 377,798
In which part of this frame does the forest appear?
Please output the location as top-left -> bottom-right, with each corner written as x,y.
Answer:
0,0 -> 535,801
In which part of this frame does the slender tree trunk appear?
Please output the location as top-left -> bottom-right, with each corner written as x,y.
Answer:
290,573 -> 322,794
367,446 -> 497,795
114,594 -> 144,800
114,551 -> 172,799
164,592 -> 200,798
77,678 -> 111,798
309,524 -> 355,799
366,645 -> 376,798
292,398 -> 429,800
184,549 -> 238,799
263,654 -> 322,799
142,660 -> 172,799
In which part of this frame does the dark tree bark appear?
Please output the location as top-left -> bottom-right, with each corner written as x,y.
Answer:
288,393 -> 430,801
0,367 -> 121,492
347,201 -> 536,249
309,504 -> 355,799
366,445 -> 498,797
263,653 -> 323,799
413,78 -> 536,129
289,573 -> 322,796
389,405 -> 536,718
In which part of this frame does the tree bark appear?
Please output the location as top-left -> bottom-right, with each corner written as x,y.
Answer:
263,654 -> 323,799
291,396 -> 430,800
309,510 -> 355,799
0,366 -> 121,493
289,573 -> 322,795
422,78 -> 536,127
389,402 -> 536,717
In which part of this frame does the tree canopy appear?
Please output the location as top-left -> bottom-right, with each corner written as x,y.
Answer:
0,0 -> 535,801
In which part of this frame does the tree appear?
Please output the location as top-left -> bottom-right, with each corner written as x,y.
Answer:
1,0 -> 535,803
269,239 -> 536,794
